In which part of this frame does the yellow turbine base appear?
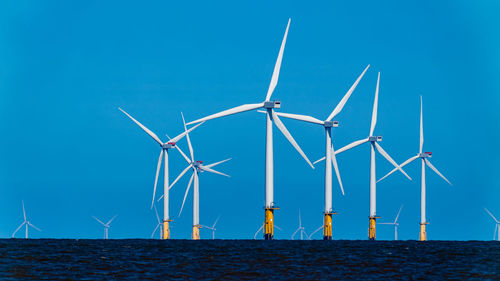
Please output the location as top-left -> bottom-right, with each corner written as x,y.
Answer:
192,225 -> 200,240
368,217 -> 377,240
323,213 -> 332,240
162,221 -> 170,240
419,223 -> 427,241
264,208 -> 274,240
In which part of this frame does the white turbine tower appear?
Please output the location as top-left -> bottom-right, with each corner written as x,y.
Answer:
12,201 -> 41,239
187,19 -> 314,240
378,96 -> 451,241
119,108 -> 203,239
266,65 -> 370,240
151,204 -> 163,239
169,114 -> 230,240
484,208 -> 500,241
379,205 -> 403,240
315,72 -> 411,240
291,209 -> 309,240
93,215 -> 117,239
201,216 -> 220,240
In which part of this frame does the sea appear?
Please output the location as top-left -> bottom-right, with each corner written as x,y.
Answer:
0,239 -> 498,280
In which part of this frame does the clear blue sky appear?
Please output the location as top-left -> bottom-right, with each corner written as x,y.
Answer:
0,0 -> 499,240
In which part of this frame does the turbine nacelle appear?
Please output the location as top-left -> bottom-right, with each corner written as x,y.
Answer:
323,120 -> 339,128
162,142 -> 176,149
368,136 -> 382,142
263,100 -> 281,109
419,152 -> 432,158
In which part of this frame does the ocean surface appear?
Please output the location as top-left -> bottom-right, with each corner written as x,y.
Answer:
0,239 -> 498,280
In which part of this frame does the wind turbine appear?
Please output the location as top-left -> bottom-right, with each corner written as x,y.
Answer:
12,201 -> 41,239
291,209 -> 309,240
186,19 -> 314,240
169,114 -> 230,240
379,205 -> 403,240
484,208 -> 500,241
254,224 -> 283,240
315,73 -> 411,240
151,204 -> 163,239
378,96 -> 451,241
200,216 -> 220,240
266,65 -> 370,240
119,108 -> 203,239
92,215 -> 117,239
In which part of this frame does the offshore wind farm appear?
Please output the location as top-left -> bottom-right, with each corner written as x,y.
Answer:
0,1 -> 499,279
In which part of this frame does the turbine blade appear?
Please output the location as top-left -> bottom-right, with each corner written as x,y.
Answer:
174,144 -> 192,164
254,225 -> 263,239
169,164 -> 194,190
92,216 -> 106,226
107,215 -> 118,225
213,215 -> 221,228
313,156 -> 326,165
260,111 -> 323,125
377,155 -> 419,183
151,224 -> 160,238
12,222 -> 25,237
309,225 -> 323,239
378,223 -> 394,225
420,96 -> 424,153
151,149 -> 164,209
204,158 -> 231,169
275,225 -> 283,231
394,205 -> 404,223
291,227 -> 300,240
28,222 -> 41,232
298,209 -> 302,227
178,173 -> 195,217
425,159 -> 452,185
335,138 -> 369,155
494,224 -> 498,241
119,108 -> 163,145
369,72 -> 380,136
272,111 -> 314,169
22,200 -> 26,221
181,113 -> 194,162
374,143 -> 412,181
199,166 -> 230,177
168,121 -> 205,144
331,144 -> 344,195
327,64 -> 370,121
186,103 -> 265,125
153,204 -> 161,224
484,208 -> 499,223
265,18 -> 291,101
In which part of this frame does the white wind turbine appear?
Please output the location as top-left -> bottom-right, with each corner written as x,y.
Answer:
291,209 -> 309,240
378,96 -> 451,241
267,65 -> 370,240
484,208 -> 500,241
119,108 -> 203,240
315,73 -> 411,240
186,19 -> 314,240
169,114 -> 231,240
379,205 -> 403,240
92,215 -> 117,239
12,201 -> 41,239
151,204 -> 163,239
200,216 -> 220,240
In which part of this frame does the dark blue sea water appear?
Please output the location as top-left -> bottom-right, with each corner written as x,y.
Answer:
0,239 -> 498,280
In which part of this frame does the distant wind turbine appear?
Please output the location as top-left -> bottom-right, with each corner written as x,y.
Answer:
484,208 -> 500,241
254,224 -> 283,240
186,19 -> 315,240
92,215 -> 117,239
291,209 -> 309,240
169,113 -> 230,240
201,216 -> 220,240
315,73 -> 411,240
378,96 -> 451,241
12,201 -> 41,239
119,107 -> 203,240
379,205 -> 404,240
